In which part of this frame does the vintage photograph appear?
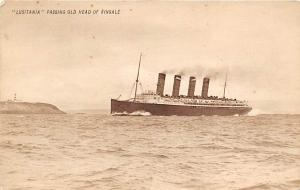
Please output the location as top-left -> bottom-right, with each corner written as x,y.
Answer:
0,1 -> 300,189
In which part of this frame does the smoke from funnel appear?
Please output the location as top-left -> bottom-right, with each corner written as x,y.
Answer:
161,65 -> 226,79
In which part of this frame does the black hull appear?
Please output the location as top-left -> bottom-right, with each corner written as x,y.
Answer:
111,99 -> 252,116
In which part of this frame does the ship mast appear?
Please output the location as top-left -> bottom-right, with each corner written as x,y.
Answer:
223,71 -> 228,99
133,53 -> 142,101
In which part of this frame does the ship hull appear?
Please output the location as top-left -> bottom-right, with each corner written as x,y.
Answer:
111,99 -> 252,116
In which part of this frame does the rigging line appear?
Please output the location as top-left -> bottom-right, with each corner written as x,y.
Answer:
138,82 -> 144,94
129,82 -> 136,99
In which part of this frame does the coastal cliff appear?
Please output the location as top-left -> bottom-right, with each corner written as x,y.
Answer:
0,101 -> 65,114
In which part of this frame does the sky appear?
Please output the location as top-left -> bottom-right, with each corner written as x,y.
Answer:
0,1 -> 300,113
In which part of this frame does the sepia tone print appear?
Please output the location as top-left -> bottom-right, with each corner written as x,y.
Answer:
0,1 -> 300,190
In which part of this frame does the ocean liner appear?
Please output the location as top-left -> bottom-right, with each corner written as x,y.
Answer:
111,54 -> 252,116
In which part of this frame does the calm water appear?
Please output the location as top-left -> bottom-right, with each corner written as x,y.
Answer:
0,114 -> 299,190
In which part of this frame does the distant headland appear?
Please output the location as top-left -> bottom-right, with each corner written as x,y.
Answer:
0,101 -> 65,114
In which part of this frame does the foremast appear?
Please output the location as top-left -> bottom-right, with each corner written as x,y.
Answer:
133,53 -> 142,102
223,71 -> 228,99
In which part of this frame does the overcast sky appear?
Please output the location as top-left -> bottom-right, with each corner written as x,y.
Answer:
1,1 -> 299,113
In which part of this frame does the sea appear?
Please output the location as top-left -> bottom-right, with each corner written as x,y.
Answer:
0,113 -> 299,190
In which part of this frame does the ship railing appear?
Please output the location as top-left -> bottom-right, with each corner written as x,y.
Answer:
183,102 -> 247,107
